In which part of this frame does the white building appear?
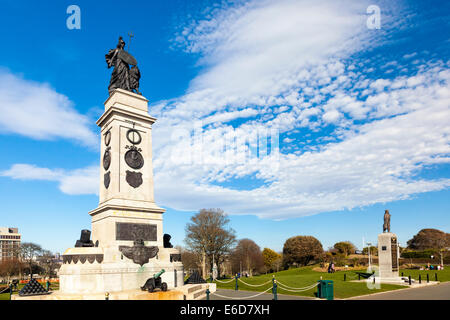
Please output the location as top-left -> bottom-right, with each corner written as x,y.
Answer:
0,227 -> 21,261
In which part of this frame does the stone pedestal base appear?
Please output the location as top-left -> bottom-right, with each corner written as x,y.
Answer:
59,247 -> 183,294
12,284 -> 217,300
12,289 -> 185,300
377,232 -> 399,279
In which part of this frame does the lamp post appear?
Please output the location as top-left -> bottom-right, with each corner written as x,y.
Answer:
367,242 -> 372,271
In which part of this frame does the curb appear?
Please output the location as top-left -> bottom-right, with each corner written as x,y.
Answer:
345,281 -> 442,300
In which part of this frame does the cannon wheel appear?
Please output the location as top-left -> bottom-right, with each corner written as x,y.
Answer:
161,283 -> 168,292
147,283 -> 155,293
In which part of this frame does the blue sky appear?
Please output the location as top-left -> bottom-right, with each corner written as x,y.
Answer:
0,0 -> 449,254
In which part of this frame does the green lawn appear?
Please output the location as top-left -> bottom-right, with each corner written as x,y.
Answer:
213,266 -> 450,299
399,268 -> 450,282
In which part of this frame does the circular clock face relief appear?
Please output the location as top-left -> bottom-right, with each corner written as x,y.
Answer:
103,150 -> 111,170
126,129 -> 142,145
125,149 -> 144,169
104,130 -> 111,146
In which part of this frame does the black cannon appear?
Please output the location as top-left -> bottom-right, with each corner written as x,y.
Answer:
141,269 -> 168,293
75,229 -> 95,248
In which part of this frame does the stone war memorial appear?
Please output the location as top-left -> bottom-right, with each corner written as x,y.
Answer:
13,36 -> 215,300
375,210 -> 403,284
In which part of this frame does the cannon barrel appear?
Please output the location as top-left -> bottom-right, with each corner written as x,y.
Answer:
154,269 -> 165,279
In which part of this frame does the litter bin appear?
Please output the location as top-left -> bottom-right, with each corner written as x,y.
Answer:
317,280 -> 334,300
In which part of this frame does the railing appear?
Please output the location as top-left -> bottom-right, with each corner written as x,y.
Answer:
207,275 -> 319,300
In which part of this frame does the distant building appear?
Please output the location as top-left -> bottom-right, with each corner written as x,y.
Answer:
0,227 -> 21,261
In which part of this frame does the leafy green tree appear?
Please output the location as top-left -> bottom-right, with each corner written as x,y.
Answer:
262,248 -> 282,273
282,236 -> 324,267
407,229 -> 449,250
333,241 -> 356,257
362,246 -> 378,256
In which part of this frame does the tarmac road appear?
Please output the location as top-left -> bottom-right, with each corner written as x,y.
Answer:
347,282 -> 450,300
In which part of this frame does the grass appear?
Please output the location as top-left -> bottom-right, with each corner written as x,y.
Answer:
213,266 -> 450,299
399,268 -> 450,282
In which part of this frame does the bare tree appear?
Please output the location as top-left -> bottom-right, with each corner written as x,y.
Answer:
38,250 -> 59,280
0,258 -> 21,283
20,242 -> 42,279
185,209 -> 236,279
178,246 -> 202,274
231,239 -> 264,276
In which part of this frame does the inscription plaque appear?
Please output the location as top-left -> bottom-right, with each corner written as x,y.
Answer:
391,237 -> 398,272
116,222 -> 157,241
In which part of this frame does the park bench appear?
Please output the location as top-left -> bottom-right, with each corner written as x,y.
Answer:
354,271 -> 375,279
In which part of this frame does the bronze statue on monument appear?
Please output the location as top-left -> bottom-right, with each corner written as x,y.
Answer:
383,209 -> 391,233
105,35 -> 141,95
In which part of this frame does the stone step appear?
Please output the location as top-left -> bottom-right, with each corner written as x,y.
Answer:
187,285 -> 202,294
180,283 -> 216,300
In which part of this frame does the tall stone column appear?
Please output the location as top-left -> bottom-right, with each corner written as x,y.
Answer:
89,88 -> 165,251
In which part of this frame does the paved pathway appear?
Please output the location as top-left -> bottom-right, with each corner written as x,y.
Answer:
348,282 -> 450,300
206,288 -> 315,300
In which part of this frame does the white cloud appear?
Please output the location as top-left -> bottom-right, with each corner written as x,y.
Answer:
146,0 -> 450,219
3,0 -> 449,221
1,164 -> 99,196
0,70 -> 98,147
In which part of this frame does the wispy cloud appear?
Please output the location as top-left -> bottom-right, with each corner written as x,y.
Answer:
1,164 -> 99,196
3,0 -> 449,221
148,0 -> 450,219
0,69 -> 98,148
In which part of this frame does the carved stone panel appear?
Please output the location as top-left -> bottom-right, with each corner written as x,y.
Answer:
103,148 -> 111,170
125,148 -> 144,169
126,170 -> 143,188
115,222 -> 157,241
104,130 -> 111,146
119,240 -> 158,266
104,171 -> 111,189
391,236 -> 398,272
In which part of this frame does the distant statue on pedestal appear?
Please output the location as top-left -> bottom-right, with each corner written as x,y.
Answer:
383,210 -> 391,233
105,36 -> 141,96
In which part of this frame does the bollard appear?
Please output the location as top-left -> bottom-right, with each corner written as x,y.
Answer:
235,274 -> 239,291
272,274 -> 275,284
408,276 -> 411,285
272,280 -> 278,301
435,273 -> 438,282
9,285 -> 12,301
358,273 -> 361,281
373,276 -> 375,284
344,274 -> 346,281
401,272 -> 404,277
427,274 -> 429,283
419,275 -> 421,284
105,292 -> 109,300
206,286 -> 210,301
